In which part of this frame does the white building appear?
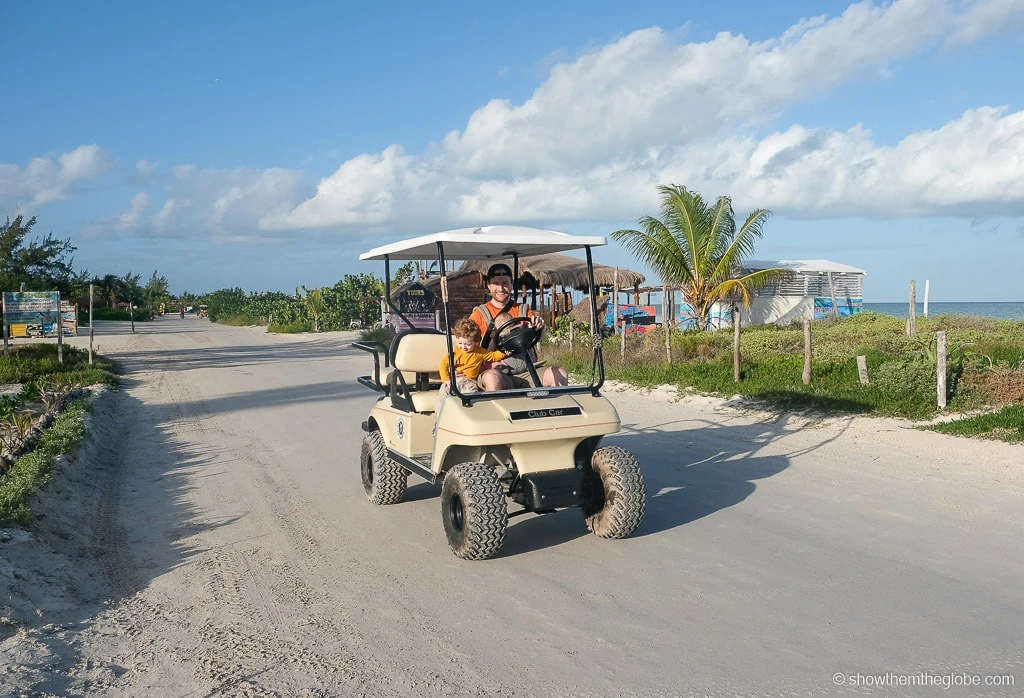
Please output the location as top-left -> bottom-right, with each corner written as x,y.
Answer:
740,259 -> 867,326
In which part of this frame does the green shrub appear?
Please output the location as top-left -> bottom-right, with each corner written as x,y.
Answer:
0,399 -> 89,525
268,320 -> 311,334
79,307 -> 149,322
927,404 -> 1024,442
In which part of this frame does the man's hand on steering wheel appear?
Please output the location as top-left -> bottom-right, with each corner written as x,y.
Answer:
495,315 -> 542,355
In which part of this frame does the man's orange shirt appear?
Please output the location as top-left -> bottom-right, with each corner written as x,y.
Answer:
468,302 -> 532,339
439,346 -> 509,382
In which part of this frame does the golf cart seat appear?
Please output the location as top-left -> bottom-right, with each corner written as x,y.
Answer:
388,329 -> 447,413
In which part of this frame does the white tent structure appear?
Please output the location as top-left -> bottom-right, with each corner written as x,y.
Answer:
740,259 -> 867,326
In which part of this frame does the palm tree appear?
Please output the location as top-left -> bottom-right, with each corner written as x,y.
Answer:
612,185 -> 784,331
300,286 -> 325,332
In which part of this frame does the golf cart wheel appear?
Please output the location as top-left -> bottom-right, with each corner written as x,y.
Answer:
360,431 -> 407,505
441,463 -> 507,560
581,446 -> 646,539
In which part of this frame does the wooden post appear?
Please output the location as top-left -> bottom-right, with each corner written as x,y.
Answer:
663,283 -> 670,363
612,266 -> 619,338
89,284 -> 94,365
827,271 -> 839,317
57,293 -> 64,365
568,319 -> 574,352
2,294 -> 7,358
856,355 -> 869,385
907,280 -> 916,336
802,319 -> 812,385
923,279 -> 930,317
733,306 -> 741,382
936,330 -> 947,409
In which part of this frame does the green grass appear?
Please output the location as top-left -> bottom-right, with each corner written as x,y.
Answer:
0,399 -> 90,524
544,311 -> 1024,423
926,405 -> 1024,442
215,314 -> 258,326
267,320 -> 312,333
0,344 -> 117,386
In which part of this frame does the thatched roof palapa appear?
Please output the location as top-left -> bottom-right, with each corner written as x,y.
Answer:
459,253 -> 644,291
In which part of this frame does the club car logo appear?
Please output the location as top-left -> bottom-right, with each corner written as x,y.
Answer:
396,417 -> 406,440
509,406 -> 583,421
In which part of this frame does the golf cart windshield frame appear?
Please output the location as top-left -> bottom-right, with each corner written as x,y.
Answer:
377,239 -> 607,405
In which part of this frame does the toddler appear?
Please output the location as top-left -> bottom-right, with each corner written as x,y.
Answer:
436,318 -> 510,411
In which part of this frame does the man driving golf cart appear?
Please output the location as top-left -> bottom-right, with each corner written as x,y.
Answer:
354,226 -> 646,560
469,262 -> 568,390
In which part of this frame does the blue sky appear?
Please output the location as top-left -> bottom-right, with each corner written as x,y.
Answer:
3,0 -> 1023,301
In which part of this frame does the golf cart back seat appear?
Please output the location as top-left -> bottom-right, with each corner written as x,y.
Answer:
388,329 -> 447,413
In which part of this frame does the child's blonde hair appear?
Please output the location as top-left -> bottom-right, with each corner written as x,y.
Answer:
453,318 -> 482,342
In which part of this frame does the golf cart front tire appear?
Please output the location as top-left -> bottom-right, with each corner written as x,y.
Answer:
361,431 -> 408,505
441,462 -> 508,560
581,446 -> 646,538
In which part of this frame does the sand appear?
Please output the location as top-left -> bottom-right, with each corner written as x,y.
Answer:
2,317 -> 1022,696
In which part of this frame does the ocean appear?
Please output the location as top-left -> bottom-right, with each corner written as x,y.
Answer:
646,301 -> 1024,324
862,302 -> 1024,321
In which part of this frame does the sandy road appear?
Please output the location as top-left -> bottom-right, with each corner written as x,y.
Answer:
2,316 -> 1024,696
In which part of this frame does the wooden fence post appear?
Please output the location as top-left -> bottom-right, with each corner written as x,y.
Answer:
936,330 -> 947,409
856,355 -> 869,385
663,282 -> 670,364
89,284 -> 94,365
923,279 -> 930,317
733,307 -> 741,382
802,319 -> 812,385
57,293 -> 64,365
907,280 -> 917,336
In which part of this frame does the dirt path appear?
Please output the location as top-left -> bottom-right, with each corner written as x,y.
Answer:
2,317 -> 1023,696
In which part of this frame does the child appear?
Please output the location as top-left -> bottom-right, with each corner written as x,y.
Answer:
436,318 -> 510,411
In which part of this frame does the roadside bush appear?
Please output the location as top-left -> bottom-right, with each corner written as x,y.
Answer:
268,320 -> 312,334
0,399 -> 89,524
77,307 -> 149,322
870,360 -> 937,417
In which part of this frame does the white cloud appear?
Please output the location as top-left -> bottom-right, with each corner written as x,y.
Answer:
67,0 -> 1023,241
0,144 -> 114,210
148,166 -> 305,241
253,0 -> 1024,234
136,160 -> 160,177
944,0 -> 1024,47
118,192 -> 150,228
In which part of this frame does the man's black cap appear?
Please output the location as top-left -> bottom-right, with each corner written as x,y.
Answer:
484,263 -> 513,281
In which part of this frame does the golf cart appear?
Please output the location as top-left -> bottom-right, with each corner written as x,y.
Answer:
354,226 -> 646,560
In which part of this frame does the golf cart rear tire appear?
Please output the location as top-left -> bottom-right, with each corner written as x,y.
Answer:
361,431 -> 407,505
441,463 -> 507,560
581,446 -> 646,539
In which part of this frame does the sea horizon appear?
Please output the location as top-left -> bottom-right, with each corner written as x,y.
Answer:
644,300 -> 1024,324
862,301 -> 1024,321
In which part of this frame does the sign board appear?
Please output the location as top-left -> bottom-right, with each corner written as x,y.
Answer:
605,304 -> 658,335
813,297 -> 863,320
3,291 -> 60,325
61,302 -> 77,336
386,312 -> 436,331
1,292 -> 75,337
394,283 -> 436,314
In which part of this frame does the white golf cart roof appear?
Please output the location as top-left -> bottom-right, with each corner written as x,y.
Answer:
359,226 -> 606,261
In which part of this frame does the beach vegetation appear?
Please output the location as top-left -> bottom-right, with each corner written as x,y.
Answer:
611,185 -> 785,331
544,311 -> 1024,438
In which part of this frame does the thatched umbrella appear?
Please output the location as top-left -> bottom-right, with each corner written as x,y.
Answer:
459,253 -> 644,292
567,294 -> 610,326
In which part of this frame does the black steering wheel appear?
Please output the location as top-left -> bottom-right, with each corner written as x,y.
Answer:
495,316 -> 541,355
